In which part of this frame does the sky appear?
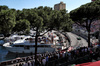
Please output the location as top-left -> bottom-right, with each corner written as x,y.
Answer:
0,0 -> 91,12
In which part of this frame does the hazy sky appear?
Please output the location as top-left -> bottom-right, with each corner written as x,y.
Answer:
0,0 -> 91,12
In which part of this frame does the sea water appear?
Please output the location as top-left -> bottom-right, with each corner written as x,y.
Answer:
0,46 -> 32,62
0,46 -> 8,62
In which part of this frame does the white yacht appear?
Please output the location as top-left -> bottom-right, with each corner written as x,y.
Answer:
4,34 -> 26,43
3,36 -> 62,53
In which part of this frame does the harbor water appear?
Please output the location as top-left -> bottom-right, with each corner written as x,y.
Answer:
0,46 -> 33,63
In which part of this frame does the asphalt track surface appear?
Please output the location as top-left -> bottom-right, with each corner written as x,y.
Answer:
66,32 -> 88,49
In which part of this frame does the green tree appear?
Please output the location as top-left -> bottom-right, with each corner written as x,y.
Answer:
16,10 -> 24,21
30,7 -> 53,66
0,10 -> 16,35
70,0 -> 100,47
60,10 -> 73,32
43,6 -> 52,15
62,14 -> 73,32
13,19 -> 30,34
48,9 -> 73,32
26,9 -> 38,26
0,5 -> 9,11
48,10 -> 62,30
36,7 -> 50,30
31,15 -> 43,66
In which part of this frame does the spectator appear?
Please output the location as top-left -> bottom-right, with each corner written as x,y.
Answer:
19,62 -> 22,66
42,57 -> 46,66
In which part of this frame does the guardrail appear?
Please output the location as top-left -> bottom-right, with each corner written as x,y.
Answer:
58,32 -> 71,46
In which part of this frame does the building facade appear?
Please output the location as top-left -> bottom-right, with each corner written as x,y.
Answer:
54,2 -> 66,10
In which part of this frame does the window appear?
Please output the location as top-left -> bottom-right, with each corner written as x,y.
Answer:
24,46 -> 30,49
14,45 -> 20,47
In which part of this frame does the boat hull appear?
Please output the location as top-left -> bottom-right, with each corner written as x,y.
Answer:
3,43 -> 55,53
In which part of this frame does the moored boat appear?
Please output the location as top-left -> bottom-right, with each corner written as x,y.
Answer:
3,35 -> 64,53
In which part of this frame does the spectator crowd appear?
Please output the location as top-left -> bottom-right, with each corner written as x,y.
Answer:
0,45 -> 100,66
